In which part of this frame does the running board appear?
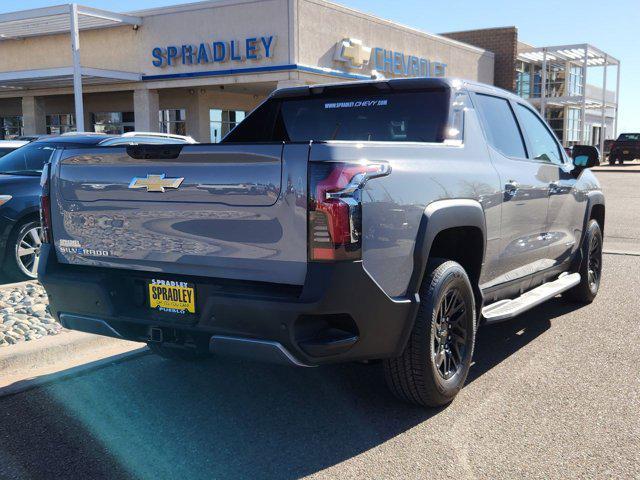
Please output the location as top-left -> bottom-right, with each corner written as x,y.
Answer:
482,272 -> 581,323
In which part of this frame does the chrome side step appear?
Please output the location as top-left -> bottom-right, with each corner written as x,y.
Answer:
482,272 -> 581,323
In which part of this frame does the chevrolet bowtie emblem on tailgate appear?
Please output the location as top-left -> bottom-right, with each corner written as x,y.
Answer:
128,174 -> 184,193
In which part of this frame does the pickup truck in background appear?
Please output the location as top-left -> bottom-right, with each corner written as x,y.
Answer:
38,78 -> 605,408
608,132 -> 640,164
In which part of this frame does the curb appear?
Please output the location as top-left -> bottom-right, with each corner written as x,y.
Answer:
0,330 -> 116,372
0,280 -> 38,291
593,169 -> 640,173
603,250 -> 640,257
0,330 -> 144,385
0,346 -> 148,398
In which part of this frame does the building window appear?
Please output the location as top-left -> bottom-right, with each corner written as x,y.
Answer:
515,61 -> 531,98
92,112 -> 135,134
568,65 -> 584,96
159,109 -> 186,136
46,114 -> 75,135
545,65 -> 565,97
545,107 -> 564,144
0,116 -> 23,139
210,109 -> 245,143
566,107 -> 582,145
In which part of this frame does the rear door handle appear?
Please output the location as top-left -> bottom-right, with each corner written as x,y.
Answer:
504,180 -> 519,197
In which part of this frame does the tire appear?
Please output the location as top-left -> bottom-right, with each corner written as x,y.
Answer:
3,218 -> 42,281
383,259 -> 476,408
147,342 -> 210,361
564,219 -> 603,304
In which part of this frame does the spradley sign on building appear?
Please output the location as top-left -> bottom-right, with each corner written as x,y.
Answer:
333,38 -> 447,78
151,35 -> 275,67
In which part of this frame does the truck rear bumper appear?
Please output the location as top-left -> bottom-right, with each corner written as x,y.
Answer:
38,244 -> 419,366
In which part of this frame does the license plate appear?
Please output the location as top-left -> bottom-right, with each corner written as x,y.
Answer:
148,279 -> 195,314
623,150 -> 629,154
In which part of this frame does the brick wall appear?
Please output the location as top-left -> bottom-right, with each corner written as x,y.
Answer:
441,27 -> 518,92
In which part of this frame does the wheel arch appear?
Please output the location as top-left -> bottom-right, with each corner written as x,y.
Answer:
2,210 -> 40,266
408,199 -> 486,314
571,191 -> 605,273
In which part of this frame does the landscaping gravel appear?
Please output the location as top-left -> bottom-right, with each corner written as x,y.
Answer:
0,282 -> 63,347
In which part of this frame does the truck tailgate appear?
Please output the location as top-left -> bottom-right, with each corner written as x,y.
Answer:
50,144 -> 309,285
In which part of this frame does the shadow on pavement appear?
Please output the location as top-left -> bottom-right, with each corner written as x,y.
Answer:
0,296 -> 584,480
468,297 -> 583,384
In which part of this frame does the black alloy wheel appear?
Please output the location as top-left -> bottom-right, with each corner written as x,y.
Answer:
432,287 -> 468,380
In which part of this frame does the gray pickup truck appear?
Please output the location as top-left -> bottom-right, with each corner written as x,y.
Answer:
38,78 -> 604,408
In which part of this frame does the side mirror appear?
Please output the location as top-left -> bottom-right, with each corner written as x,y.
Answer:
572,145 -> 600,169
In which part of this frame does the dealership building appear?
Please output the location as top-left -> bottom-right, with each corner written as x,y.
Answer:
0,0 -> 619,149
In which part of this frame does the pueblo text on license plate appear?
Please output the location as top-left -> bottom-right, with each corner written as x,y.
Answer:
149,279 -> 195,314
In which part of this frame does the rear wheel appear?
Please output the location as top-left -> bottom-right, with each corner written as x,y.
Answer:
147,342 -> 210,361
3,218 -> 42,281
383,259 -> 476,408
565,219 -> 603,304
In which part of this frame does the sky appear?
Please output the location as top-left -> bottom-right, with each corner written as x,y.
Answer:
4,0 -> 639,133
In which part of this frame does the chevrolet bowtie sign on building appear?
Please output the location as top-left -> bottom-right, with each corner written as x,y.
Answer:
333,38 -> 372,69
333,38 -> 447,78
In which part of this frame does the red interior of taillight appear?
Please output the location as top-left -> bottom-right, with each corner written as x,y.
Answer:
309,163 -> 378,261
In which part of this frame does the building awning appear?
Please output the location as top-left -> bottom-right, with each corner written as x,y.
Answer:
0,67 -> 141,91
517,43 -> 619,66
0,4 -> 144,132
0,4 -> 141,40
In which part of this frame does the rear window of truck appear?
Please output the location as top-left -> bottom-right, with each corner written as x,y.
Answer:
617,133 -> 640,142
223,89 -> 449,143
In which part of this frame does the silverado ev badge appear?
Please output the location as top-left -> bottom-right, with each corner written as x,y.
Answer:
128,174 -> 185,193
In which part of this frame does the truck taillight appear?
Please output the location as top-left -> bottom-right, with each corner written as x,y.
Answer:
39,163 -> 52,244
308,161 -> 391,261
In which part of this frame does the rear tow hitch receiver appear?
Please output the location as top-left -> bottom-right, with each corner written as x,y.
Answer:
149,327 -> 163,343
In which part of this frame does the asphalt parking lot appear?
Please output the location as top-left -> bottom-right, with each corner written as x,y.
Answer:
0,170 -> 638,480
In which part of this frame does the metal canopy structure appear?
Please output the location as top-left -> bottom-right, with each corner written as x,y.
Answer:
518,43 -> 620,152
518,43 -> 619,67
0,67 -> 142,90
0,4 -> 141,40
0,4 -> 143,131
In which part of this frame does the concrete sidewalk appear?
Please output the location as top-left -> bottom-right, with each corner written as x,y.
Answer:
0,330 -> 145,394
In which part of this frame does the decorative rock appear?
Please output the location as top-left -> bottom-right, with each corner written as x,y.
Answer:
0,281 -> 63,347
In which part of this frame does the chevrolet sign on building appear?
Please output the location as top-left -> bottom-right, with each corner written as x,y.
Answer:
334,38 -> 447,78
0,0 -> 494,143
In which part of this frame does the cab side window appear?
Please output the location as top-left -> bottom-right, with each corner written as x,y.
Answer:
474,94 -> 526,158
516,104 -> 563,165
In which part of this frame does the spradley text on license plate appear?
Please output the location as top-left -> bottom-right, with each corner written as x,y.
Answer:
148,279 -> 195,314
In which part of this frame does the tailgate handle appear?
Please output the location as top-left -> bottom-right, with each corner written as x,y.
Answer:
126,145 -> 184,160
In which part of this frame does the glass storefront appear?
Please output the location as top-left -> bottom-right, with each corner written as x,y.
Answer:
46,114 -> 75,135
210,109 -> 245,143
159,109 -> 187,136
0,116 -> 23,139
92,111 -> 135,134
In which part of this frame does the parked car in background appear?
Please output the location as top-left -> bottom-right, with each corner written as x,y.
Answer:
16,135 -> 53,142
38,78 -> 605,408
0,140 -> 28,158
608,133 -> 640,165
0,133 -> 196,281
119,131 -> 198,144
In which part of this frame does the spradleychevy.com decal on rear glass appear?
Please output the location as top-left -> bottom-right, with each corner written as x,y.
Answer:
324,99 -> 389,109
